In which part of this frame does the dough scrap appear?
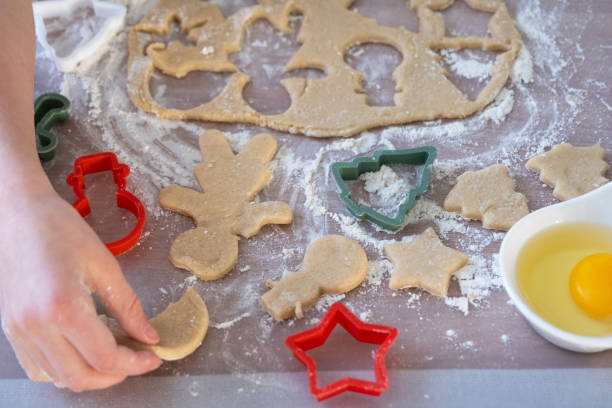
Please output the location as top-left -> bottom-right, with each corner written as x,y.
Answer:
443,164 -> 529,231
101,288 -> 209,361
385,227 -> 468,296
526,143 -> 610,201
261,235 -> 368,320
159,130 -> 292,280
128,0 -> 523,137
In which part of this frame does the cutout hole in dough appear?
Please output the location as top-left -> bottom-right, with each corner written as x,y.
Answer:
437,48 -> 499,102
207,0 -> 258,19
349,0 -> 419,32
345,163 -> 424,218
81,172 -> 139,243
157,19 -> 197,47
344,42 -> 403,107
439,0 -> 493,38
229,15 -> 326,115
147,16 -> 233,110
306,324 -> 378,384
142,18 -> 203,55
150,69 -> 232,110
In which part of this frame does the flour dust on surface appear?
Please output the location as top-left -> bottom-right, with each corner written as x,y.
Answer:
35,0 -> 611,377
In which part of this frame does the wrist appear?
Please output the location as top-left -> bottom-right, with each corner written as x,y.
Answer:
0,122 -> 56,205
0,162 -> 56,210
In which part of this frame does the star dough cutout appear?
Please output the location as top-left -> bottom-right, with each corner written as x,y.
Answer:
384,227 -> 468,296
526,143 -> 610,201
443,164 -> 529,231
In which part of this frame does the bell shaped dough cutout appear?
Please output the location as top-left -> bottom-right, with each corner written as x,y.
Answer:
159,130 -> 293,280
261,235 -> 368,321
128,0 -> 524,137
526,143 -> 609,201
443,164 -> 529,231
102,288 -> 209,361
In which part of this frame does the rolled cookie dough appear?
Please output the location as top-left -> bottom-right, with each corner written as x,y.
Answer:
128,0 -> 523,137
261,235 -> 368,320
102,288 -> 209,361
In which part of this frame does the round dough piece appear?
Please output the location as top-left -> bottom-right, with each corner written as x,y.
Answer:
102,288 -> 209,361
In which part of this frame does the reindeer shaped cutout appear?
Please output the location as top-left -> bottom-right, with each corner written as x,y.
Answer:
159,130 -> 292,280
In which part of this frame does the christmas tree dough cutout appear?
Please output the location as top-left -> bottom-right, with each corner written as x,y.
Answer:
261,235 -> 368,321
526,143 -> 609,201
384,228 -> 468,297
159,130 -> 293,280
101,288 -> 209,361
443,164 -> 529,231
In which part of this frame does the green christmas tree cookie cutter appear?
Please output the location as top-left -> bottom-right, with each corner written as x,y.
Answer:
331,146 -> 437,231
35,92 -> 71,161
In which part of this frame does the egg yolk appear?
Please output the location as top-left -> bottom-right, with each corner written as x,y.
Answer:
569,253 -> 612,320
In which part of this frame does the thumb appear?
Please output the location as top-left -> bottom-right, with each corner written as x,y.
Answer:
90,256 -> 159,345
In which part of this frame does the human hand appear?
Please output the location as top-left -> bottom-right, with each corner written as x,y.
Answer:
0,187 -> 161,391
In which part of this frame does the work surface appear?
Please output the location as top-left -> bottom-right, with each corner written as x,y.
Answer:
2,0 -> 611,406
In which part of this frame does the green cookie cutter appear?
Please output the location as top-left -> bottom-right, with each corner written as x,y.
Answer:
34,92 -> 71,161
331,146 -> 437,231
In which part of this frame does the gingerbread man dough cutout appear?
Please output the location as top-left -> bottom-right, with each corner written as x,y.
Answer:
160,130 -> 293,280
128,0 -> 524,137
526,143 -> 610,201
261,235 -> 368,321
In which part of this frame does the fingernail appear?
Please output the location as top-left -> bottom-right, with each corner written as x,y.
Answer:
145,324 -> 159,343
151,357 -> 162,369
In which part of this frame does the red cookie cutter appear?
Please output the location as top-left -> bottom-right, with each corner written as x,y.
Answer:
66,152 -> 145,256
285,302 -> 398,402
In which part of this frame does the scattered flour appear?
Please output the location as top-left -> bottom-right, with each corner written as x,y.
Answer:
314,294 -> 346,313
440,49 -> 493,82
359,310 -> 372,322
281,248 -> 296,260
444,297 -> 469,315
480,88 -> 515,124
201,45 -> 215,55
42,0 -> 598,374
459,340 -> 476,351
512,45 -> 535,84
365,259 -> 392,286
405,291 -> 422,308
361,165 -> 411,201
213,312 -> 252,329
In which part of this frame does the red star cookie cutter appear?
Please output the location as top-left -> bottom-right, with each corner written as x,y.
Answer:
66,152 -> 145,256
285,302 -> 398,402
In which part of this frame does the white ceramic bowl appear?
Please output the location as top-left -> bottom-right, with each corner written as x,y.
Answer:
499,182 -> 612,353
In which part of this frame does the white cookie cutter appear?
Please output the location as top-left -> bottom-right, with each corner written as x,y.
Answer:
33,0 -> 126,72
